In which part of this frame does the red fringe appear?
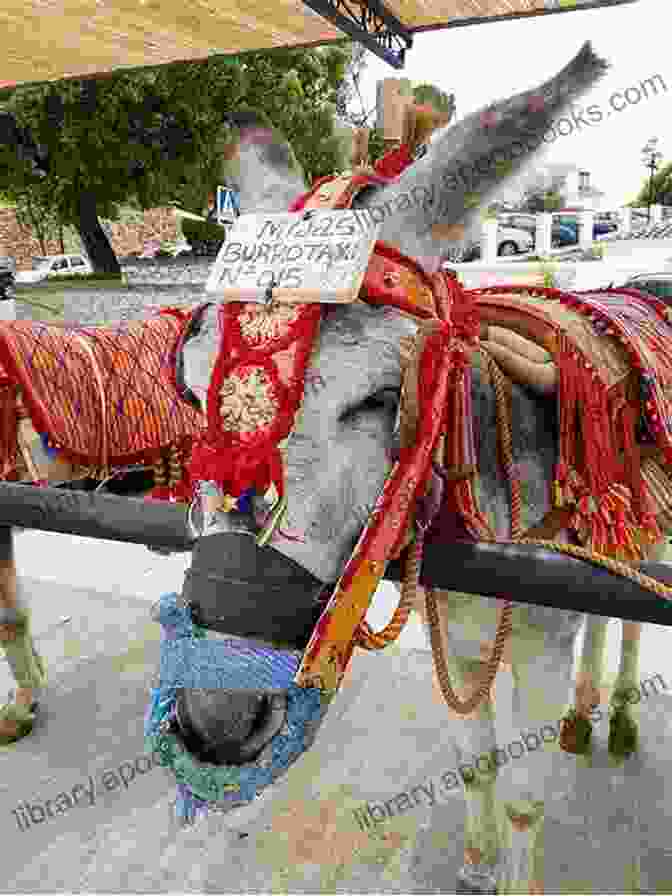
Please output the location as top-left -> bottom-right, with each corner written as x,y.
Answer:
0,385 -> 18,479
146,485 -> 172,501
550,329 -> 663,561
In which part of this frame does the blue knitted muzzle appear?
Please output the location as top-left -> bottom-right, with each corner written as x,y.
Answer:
144,592 -> 328,825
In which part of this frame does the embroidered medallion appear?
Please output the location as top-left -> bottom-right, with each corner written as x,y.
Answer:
238,303 -> 300,346
219,366 -> 279,434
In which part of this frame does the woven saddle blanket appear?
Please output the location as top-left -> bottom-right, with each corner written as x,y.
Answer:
0,309 -> 203,479
475,284 -> 672,560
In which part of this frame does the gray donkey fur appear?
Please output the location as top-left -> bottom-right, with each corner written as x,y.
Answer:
179,43 -> 642,892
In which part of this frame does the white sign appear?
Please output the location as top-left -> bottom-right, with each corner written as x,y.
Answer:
216,186 -> 239,224
205,210 -> 380,304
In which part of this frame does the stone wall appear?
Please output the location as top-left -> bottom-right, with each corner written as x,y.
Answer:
103,207 -> 179,259
0,206 -> 179,270
0,208 -> 68,271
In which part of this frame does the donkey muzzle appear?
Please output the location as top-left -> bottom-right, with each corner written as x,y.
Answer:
173,532 -> 329,765
181,532 -> 328,648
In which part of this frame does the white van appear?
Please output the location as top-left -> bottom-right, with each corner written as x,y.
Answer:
15,254 -> 93,284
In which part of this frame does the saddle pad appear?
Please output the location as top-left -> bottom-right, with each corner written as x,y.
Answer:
477,290 -> 632,390
474,286 -> 672,561
0,313 -> 204,469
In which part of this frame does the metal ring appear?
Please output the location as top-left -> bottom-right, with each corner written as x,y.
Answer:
187,499 -> 202,539
264,274 -> 277,307
0,607 -> 19,626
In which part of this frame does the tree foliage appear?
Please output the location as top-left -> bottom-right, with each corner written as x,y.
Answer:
8,175 -> 64,255
411,83 -> 455,123
0,44 -> 351,269
520,188 -> 564,213
235,46 -> 350,185
634,159 -> 672,206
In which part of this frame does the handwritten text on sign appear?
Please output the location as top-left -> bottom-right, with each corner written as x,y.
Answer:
205,211 -> 379,302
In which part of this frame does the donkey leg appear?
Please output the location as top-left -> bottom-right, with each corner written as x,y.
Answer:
438,650 -> 504,892
561,614 -> 610,755
608,537 -> 671,759
414,590 -> 504,886
608,620 -> 641,760
576,615 -> 610,716
502,626 -> 578,895
0,527 -> 46,742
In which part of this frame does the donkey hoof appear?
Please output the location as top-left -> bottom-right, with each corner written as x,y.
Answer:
456,863 -> 498,894
608,705 -> 638,759
559,708 -> 592,755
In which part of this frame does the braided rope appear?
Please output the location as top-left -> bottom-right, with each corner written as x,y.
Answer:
353,533 -> 419,650
168,444 -> 182,488
153,453 -> 168,486
482,348 -> 523,541
515,538 -> 672,598
425,350 -> 516,714
424,532 -> 672,716
425,563 -> 513,716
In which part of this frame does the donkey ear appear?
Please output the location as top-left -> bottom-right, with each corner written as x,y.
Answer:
401,102 -> 416,148
352,128 -> 370,168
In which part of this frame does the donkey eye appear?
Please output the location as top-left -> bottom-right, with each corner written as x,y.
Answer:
341,388 -> 400,421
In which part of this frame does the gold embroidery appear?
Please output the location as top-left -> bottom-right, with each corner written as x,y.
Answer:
397,267 -> 434,314
219,367 -> 279,433
238,304 -> 300,345
218,494 -> 239,512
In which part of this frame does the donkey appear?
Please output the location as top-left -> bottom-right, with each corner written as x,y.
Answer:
0,40 -> 653,893
165,42 -> 664,893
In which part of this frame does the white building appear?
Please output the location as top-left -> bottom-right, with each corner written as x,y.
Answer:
540,163 -> 607,211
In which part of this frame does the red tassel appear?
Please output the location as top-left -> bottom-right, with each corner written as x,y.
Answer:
146,485 -> 172,502
0,386 -> 19,478
619,403 -> 644,519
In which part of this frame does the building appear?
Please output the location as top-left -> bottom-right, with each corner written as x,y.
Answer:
541,163 -> 606,211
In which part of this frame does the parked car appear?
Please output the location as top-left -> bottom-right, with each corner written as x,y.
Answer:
15,253 -> 93,284
498,212 -> 579,248
498,213 -> 537,235
462,225 -> 534,261
170,239 -> 193,257
553,213 -> 617,242
551,222 -> 578,248
618,272 -> 672,302
0,255 -> 16,300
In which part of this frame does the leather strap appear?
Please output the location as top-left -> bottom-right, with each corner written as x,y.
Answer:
521,505 -> 576,541
301,175 -> 354,210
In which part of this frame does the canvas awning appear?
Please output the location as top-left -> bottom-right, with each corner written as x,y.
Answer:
2,0 -> 637,85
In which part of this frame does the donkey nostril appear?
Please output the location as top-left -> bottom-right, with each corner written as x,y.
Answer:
176,689 -> 286,766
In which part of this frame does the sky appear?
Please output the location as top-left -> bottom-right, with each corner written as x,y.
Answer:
353,0 -> 670,209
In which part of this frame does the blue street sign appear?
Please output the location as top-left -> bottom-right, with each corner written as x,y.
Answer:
217,186 -> 239,221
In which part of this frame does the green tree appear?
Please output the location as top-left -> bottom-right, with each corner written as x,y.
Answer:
411,83 -> 455,123
520,187 -> 564,213
634,159 -> 672,206
13,181 -> 62,256
235,46 -> 350,185
0,45 -> 349,271
0,74 -> 219,272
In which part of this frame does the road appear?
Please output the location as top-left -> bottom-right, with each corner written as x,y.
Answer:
1,530 -> 672,892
